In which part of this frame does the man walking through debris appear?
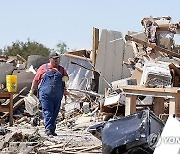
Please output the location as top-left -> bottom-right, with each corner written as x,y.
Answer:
29,52 -> 69,136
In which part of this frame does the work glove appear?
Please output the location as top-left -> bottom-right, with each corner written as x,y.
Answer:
29,88 -> 35,96
62,76 -> 69,82
52,68 -> 58,72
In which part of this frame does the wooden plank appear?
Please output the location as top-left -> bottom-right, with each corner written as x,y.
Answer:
0,92 -> 14,99
92,27 -> 99,66
16,54 -> 26,62
2,98 -> 24,118
121,85 -> 180,119
67,50 -> 87,56
0,105 -> 9,112
78,145 -> 102,153
0,87 -> 27,126
63,53 -> 91,62
124,89 -> 176,98
3,87 -> 27,105
125,94 -> 137,116
0,92 -> 14,126
125,35 -> 180,59
9,93 -> 13,126
120,85 -> 180,94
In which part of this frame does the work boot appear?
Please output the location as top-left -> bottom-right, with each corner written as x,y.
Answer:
45,129 -> 53,137
45,129 -> 57,136
52,131 -> 57,136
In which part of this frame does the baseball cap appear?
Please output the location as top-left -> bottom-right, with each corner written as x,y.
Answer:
49,52 -> 60,59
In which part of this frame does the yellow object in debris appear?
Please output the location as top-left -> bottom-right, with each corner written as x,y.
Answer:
6,75 -> 17,92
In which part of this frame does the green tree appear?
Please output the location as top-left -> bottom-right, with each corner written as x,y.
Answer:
56,41 -> 69,54
3,40 -> 50,60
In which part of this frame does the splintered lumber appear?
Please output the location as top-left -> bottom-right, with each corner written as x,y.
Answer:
38,143 -> 64,151
2,98 -> 24,118
47,148 -> 85,154
77,145 -> 102,153
16,54 -> 26,62
46,145 -> 101,154
64,53 -> 91,62
47,143 -> 64,149
63,137 -> 73,150
66,50 -> 88,56
1,87 -> 27,119
125,35 -> 180,59
3,87 -> 27,105
46,147 -> 85,153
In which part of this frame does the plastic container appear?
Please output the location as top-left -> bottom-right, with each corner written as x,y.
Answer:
6,75 -> 17,92
24,94 -> 40,115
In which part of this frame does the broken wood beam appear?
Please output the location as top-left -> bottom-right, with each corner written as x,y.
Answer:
67,50 -> 88,56
46,145 -> 101,154
125,94 -> 137,116
16,54 -> 26,62
3,87 -> 27,105
92,27 -> 99,66
1,87 -> 27,120
2,98 -> 24,118
64,53 -> 91,62
78,145 -> 102,153
125,35 -> 180,59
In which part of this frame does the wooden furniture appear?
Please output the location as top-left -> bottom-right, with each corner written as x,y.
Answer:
0,92 -> 14,126
120,85 -> 180,117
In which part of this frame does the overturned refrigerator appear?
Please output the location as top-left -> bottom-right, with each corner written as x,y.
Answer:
88,109 -> 164,154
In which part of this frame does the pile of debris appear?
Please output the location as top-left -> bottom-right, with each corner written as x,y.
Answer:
0,16 -> 180,153
0,50 -> 104,153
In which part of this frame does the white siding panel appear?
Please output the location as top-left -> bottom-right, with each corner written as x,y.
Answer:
95,29 -> 132,93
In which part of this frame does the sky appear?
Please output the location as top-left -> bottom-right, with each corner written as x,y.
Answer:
0,0 -> 179,51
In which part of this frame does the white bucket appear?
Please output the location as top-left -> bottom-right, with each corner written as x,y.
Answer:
24,94 -> 40,115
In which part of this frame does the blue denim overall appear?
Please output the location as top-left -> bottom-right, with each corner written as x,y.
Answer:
39,64 -> 63,132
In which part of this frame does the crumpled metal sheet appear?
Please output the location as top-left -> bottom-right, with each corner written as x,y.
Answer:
60,54 -> 93,90
88,110 -> 164,154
